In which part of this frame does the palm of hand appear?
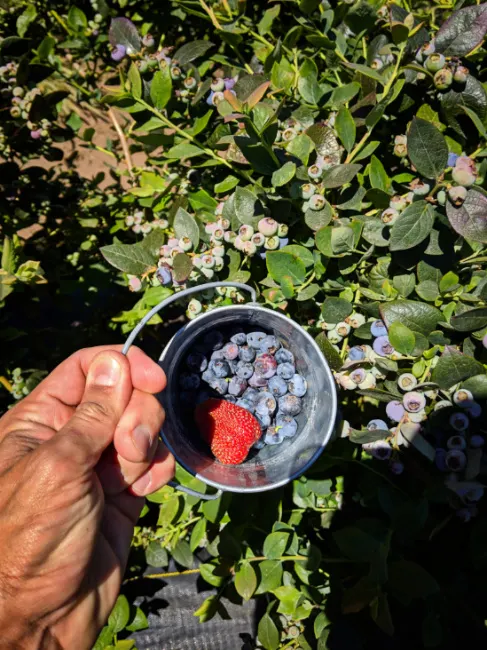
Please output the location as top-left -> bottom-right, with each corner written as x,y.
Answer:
0,346 -> 174,649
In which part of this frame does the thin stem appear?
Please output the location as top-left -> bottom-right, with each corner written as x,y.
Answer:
345,130 -> 371,164
0,376 -> 12,392
107,107 -> 134,178
198,0 -> 223,29
49,10 -> 70,34
381,42 -> 406,99
296,271 -> 316,294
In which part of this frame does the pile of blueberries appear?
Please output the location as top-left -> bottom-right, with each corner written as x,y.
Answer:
179,329 -> 308,448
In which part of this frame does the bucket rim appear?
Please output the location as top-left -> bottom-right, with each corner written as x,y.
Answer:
159,303 -> 338,494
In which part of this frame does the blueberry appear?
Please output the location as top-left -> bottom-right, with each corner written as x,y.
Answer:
264,427 -> 284,445
373,335 -> 395,357
287,374 -> 307,397
370,320 -> 387,337
255,391 -> 277,416
276,414 -> 297,438
201,369 -> 216,384
204,330 -> 224,350
228,376 -> 247,397
222,342 -> 239,360
239,345 -> 256,363
236,398 -> 255,413
348,346 -> 365,361
179,372 -> 201,390
254,353 -> 278,379
256,413 -> 272,429
111,44 -> 127,61
156,266 -> 172,286
230,332 -> 247,345
278,395 -> 302,416
268,376 -> 288,397
208,377 -> 228,395
386,400 -> 405,422
227,359 -> 238,374
225,395 -> 237,404
208,359 -> 230,378
275,349 -> 294,365
259,335 -> 281,354
247,331 -> 266,349
243,387 -> 260,402
277,362 -> 295,380
236,361 -> 254,380
210,349 -> 225,361
249,373 -> 268,388
186,352 -> 208,373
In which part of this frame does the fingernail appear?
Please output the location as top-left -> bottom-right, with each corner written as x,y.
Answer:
132,425 -> 153,456
90,354 -> 121,387
132,470 -> 151,496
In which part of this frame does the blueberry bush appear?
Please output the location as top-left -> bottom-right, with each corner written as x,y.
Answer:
2,0 -> 487,648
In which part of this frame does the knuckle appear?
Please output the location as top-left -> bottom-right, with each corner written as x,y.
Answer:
75,400 -> 113,424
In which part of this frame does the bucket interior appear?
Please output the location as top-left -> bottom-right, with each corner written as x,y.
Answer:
158,305 -> 337,493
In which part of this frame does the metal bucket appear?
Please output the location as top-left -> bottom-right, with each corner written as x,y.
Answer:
122,282 -> 337,499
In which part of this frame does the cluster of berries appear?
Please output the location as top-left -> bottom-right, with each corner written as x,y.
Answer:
320,311 -> 366,345
125,211 -> 168,235
155,211 -> 289,290
415,41 -> 469,90
9,368 -> 30,401
206,76 -> 237,107
179,329 -> 307,456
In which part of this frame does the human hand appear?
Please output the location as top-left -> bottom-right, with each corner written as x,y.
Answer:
0,346 -> 175,650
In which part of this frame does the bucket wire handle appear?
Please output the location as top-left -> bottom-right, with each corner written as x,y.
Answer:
121,281 -> 257,501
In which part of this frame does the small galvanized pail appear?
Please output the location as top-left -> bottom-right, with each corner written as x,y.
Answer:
122,282 -> 337,500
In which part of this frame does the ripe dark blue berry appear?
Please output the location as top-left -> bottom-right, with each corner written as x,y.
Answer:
228,376 -> 247,396
254,353 -> 278,379
222,342 -> 239,360
236,361 -> 254,379
208,359 -> 230,378
259,335 -> 280,354
238,345 -> 256,362
186,352 -> 208,373
278,395 -> 302,416
268,376 -> 288,397
204,330 -> 224,350
255,391 -> 277,416
230,332 -> 247,345
275,348 -> 294,364
287,374 -> 307,397
179,372 -> 201,390
276,414 -> 298,438
247,331 -> 266,349
277,362 -> 295,380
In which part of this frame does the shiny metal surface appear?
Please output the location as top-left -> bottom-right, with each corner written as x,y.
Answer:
158,304 -> 337,494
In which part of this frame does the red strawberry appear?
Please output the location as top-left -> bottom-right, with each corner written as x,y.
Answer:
194,398 -> 261,465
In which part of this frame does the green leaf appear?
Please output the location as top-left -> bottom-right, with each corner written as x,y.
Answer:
165,142 -> 204,159
271,57 -> 294,93
346,62 -> 385,84
258,613 -> 280,650
315,332 -> 343,371
235,562 -> 257,601
349,427 -> 391,444
108,595 -> 130,634
451,307 -> 487,332
389,201 -> 436,251
258,4 -> 280,35
369,155 -> 390,193
128,62 -> 142,99
188,189 -> 218,213
446,189 -> 487,243
305,202 -> 333,231
171,539 -> 194,568
200,562 -> 226,587
256,560 -> 283,594
388,560 -> 439,605
333,526 -> 384,562
321,164 -> 361,189
286,133 -> 315,164
173,40 -> 214,65
298,58 -> 325,104
271,161 -> 296,187
335,106 -> 355,152
150,67 -> 172,110
388,321 -> 415,355
462,374 -> 487,399
234,187 -> 263,226
173,207 -> 200,248
109,18 -> 141,53
145,541 -> 168,568
435,4 -> 487,56
263,531 -> 289,559
172,253 -> 193,283
193,595 -> 218,622
321,296 -> 352,322
380,300 -> 443,337
67,6 -> 87,31
190,517 -> 207,552
126,607 -> 148,633
306,124 -> 341,162
100,241 -> 156,275
266,252 -> 306,285
431,346 -> 485,389
17,5 -> 37,37
439,270 -> 459,293
279,245 -> 315,267
214,175 -> 239,193
330,81 -> 361,107
407,118 -> 448,180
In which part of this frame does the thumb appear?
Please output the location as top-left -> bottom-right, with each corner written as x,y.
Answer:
49,351 -> 133,470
